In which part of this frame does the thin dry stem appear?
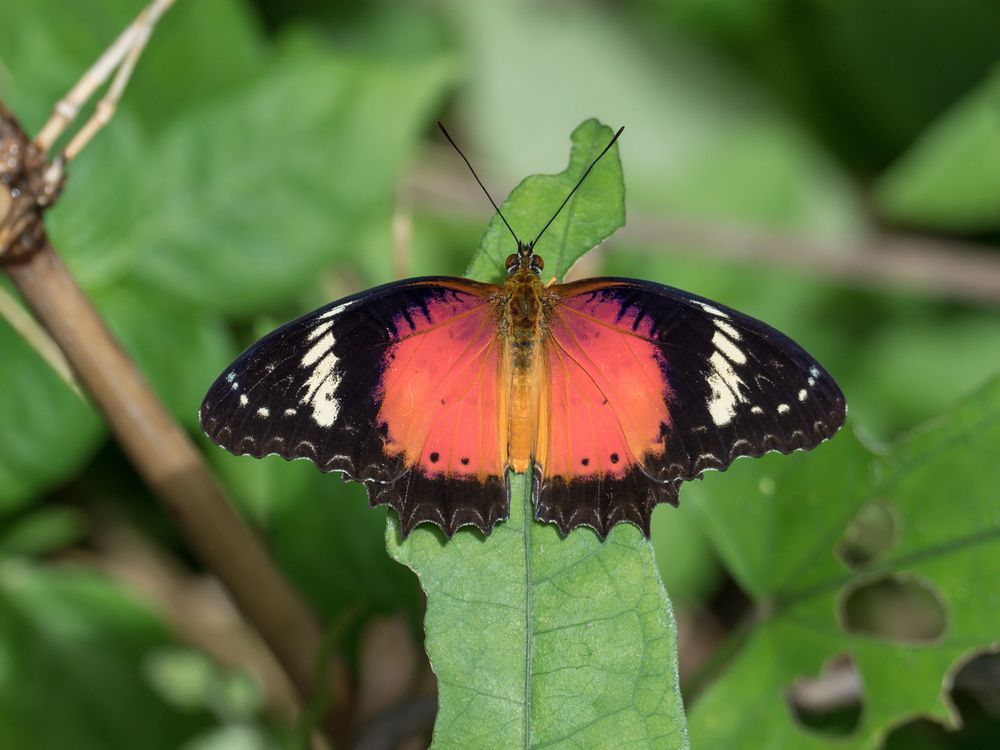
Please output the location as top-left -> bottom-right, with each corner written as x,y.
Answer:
34,0 -> 175,155
0,281 -> 81,398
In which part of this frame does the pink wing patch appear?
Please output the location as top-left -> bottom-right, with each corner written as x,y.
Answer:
377,284 -> 503,481
543,293 -> 671,480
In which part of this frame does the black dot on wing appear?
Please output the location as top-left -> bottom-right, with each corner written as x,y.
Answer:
460,457 -> 469,465
440,398 -> 446,405
610,452 -> 620,464
430,452 -> 440,463
581,457 -> 590,467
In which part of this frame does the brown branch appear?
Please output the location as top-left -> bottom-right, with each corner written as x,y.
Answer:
2,236 -> 352,734
405,153 -> 1000,307
0,20 -> 354,747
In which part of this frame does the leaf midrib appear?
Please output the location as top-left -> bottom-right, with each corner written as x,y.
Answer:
521,473 -> 534,750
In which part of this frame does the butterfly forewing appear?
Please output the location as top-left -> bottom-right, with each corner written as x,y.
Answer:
536,278 -> 847,537
199,276 -> 508,535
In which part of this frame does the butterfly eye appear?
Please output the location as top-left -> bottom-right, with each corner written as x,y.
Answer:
505,253 -> 518,272
532,256 -> 545,271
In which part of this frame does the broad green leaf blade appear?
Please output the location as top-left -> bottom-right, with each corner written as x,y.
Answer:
466,119 -> 624,283
390,120 -> 686,749
388,474 -> 688,750
134,32 -> 456,314
876,66 -> 1000,231
688,374 -> 1000,749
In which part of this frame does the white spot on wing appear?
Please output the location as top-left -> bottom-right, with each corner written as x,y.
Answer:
712,330 -> 747,365
226,371 -> 236,383
256,407 -> 270,418
751,406 -> 764,415
715,320 -> 741,340
798,388 -> 807,402
706,350 -> 747,426
694,300 -> 730,319
284,408 -> 297,417
778,403 -> 790,414
307,321 -> 333,341
239,394 -> 249,407
318,300 -> 355,321
301,333 -> 334,367
300,350 -> 343,427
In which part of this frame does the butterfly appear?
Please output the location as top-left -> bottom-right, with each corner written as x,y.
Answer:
200,124 -> 846,539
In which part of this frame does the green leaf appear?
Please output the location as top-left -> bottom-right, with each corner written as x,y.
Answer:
0,0 -> 261,135
0,563 -> 210,749
465,119 -> 625,283
0,507 -> 87,557
134,32 -> 456,314
687,374 -> 1000,748
876,65 -> 1000,230
388,474 -> 688,750
389,122 -> 687,749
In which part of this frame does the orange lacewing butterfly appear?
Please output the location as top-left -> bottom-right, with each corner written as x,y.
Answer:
200,124 -> 846,538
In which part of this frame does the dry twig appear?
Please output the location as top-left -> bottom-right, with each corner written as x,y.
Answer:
0,1 -> 353,743
406,150 -> 1000,307
0,283 -> 80,397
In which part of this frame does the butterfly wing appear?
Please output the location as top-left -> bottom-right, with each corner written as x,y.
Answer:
200,277 -> 508,536
537,278 -> 846,537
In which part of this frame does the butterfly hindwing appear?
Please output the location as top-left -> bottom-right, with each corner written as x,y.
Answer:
199,276 -> 508,535
537,278 -> 846,537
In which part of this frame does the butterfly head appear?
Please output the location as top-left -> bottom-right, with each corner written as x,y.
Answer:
506,242 -> 545,277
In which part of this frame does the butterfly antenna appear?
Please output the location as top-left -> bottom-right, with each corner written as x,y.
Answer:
437,121 -> 521,247
531,125 -> 624,249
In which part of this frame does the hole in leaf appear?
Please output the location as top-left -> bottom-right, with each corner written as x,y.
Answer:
840,574 -> 947,643
837,499 -> 899,568
883,651 -> 1000,748
786,654 -> 863,737
949,650 -> 1000,718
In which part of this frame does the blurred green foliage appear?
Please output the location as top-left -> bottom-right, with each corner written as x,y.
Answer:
0,0 -> 998,748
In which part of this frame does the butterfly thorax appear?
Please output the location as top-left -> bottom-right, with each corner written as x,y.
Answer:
500,244 -> 554,367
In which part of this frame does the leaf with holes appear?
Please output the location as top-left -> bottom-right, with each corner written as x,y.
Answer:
685,374 -> 1000,748
387,121 -> 687,749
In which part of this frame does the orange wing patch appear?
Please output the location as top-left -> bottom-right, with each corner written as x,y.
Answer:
540,297 -> 671,477
377,285 -> 505,482
532,287 -> 677,536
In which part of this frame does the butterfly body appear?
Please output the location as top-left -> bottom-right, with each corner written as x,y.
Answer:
500,244 -> 550,473
201,239 -> 845,539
